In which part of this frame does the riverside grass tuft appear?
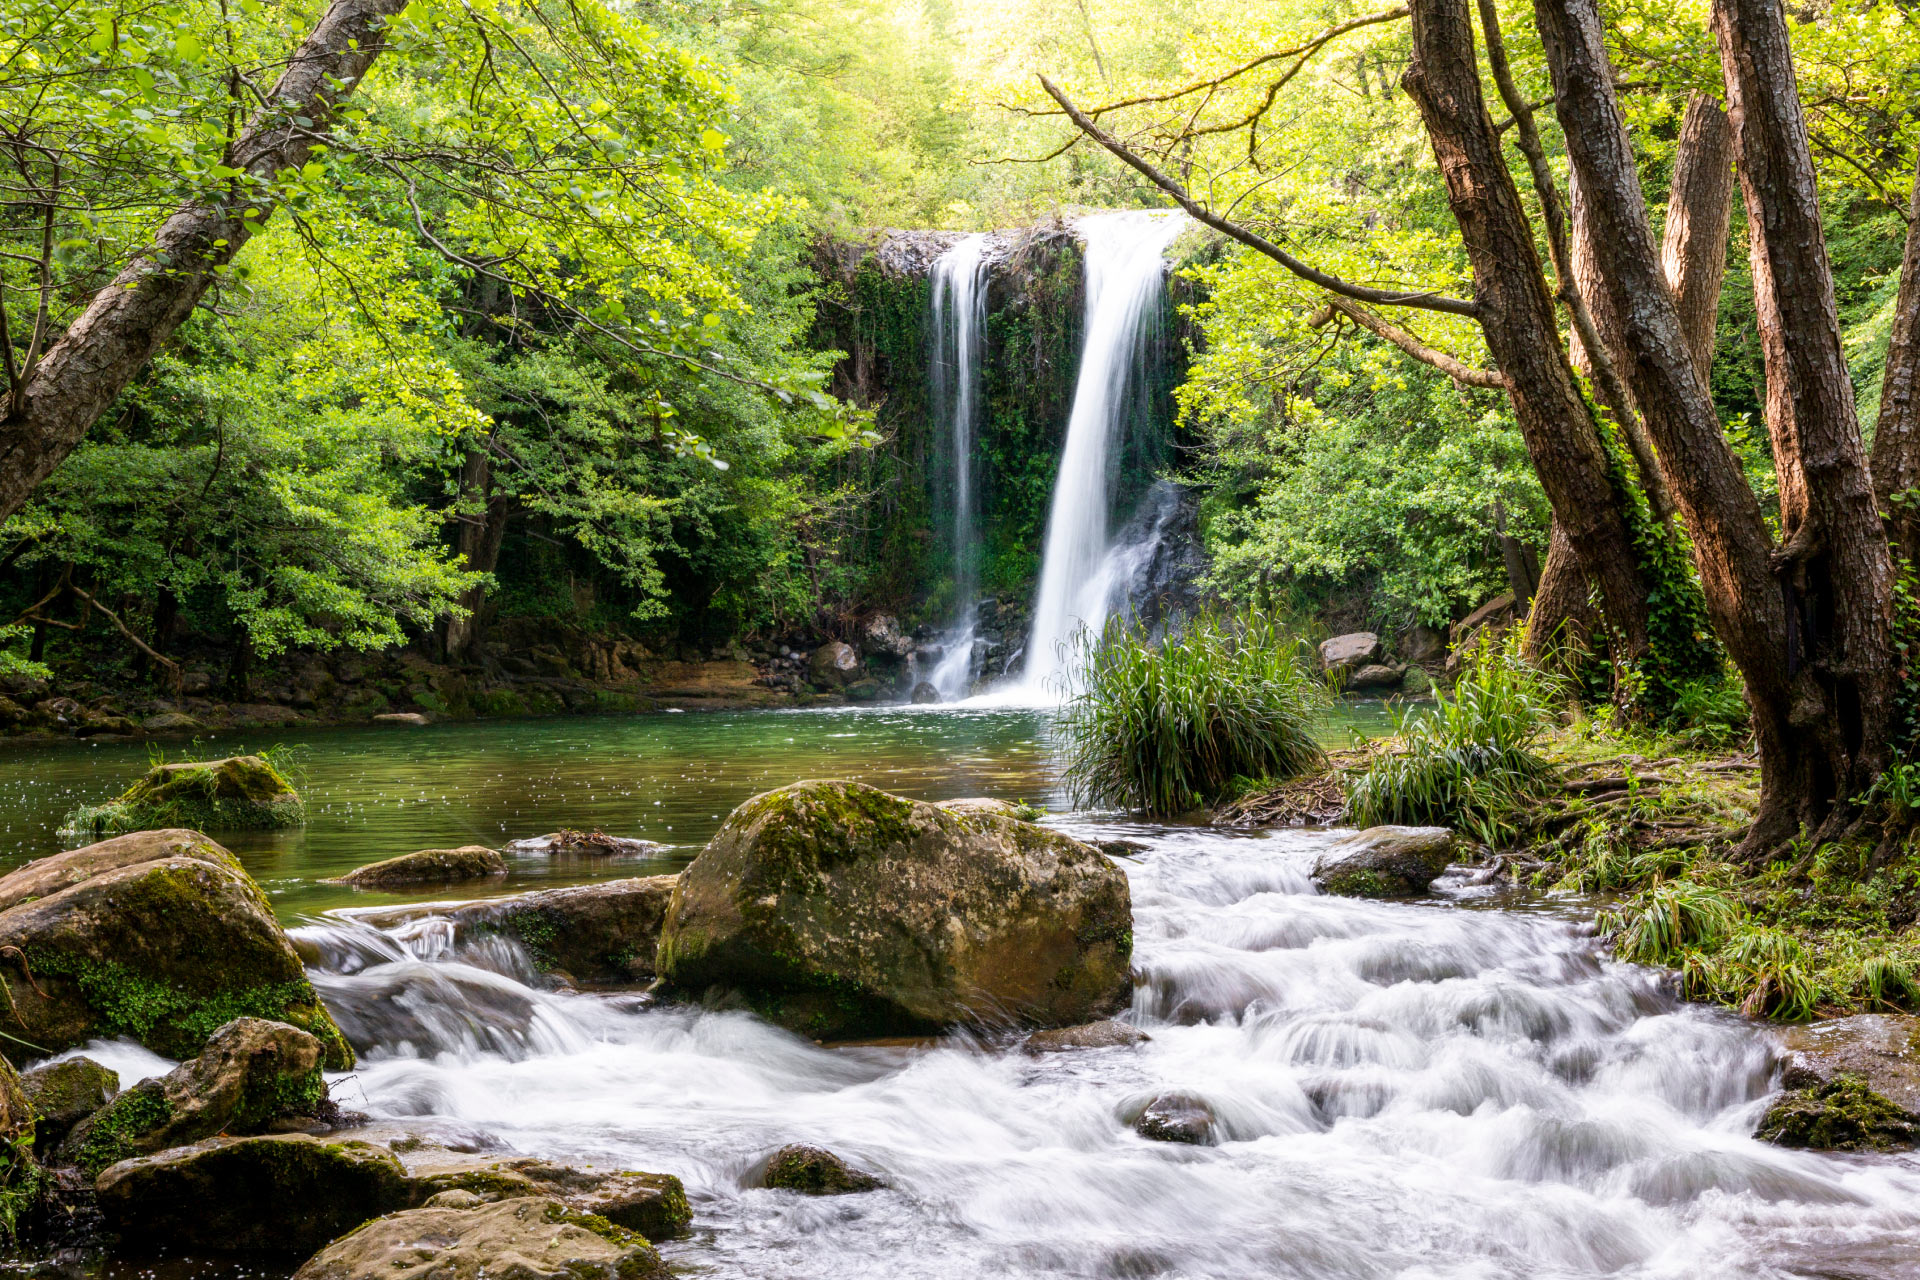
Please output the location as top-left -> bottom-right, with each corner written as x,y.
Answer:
1345,633 -> 1563,845
1055,608 -> 1327,817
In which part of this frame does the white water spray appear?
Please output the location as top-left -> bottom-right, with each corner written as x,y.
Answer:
926,234 -> 991,700
1022,211 -> 1185,695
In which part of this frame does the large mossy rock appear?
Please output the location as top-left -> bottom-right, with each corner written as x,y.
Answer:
67,1018 -> 327,1174
1311,826 -> 1455,898
292,1196 -> 667,1280
64,755 -> 304,838
656,780 -> 1133,1038
96,1134 -> 412,1255
0,830 -> 352,1068
400,1153 -> 690,1241
21,1056 -> 118,1151
333,846 -> 508,889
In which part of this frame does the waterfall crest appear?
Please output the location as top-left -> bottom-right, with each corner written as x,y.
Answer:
1022,210 -> 1186,695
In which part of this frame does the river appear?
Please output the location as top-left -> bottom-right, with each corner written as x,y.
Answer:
3,707 -> 1917,1278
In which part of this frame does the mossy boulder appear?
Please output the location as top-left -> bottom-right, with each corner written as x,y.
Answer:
332,846 -> 508,889
66,1017 -> 328,1175
761,1144 -> 881,1194
1776,1013 -> 1920,1114
399,1154 -> 690,1241
291,1196 -> 667,1280
95,1134 -> 413,1254
21,1056 -> 118,1151
1755,1075 -> 1920,1151
63,755 -> 304,838
656,780 -> 1133,1038
1311,826 -> 1456,898
0,831 -> 352,1069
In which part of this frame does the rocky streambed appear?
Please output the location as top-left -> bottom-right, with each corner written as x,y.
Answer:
4,782 -> 1920,1278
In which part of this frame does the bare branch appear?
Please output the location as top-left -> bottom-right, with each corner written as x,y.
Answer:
1312,294 -> 1507,387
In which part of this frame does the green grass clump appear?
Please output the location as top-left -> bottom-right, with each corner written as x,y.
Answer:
1346,634 -> 1562,844
1055,607 -> 1326,817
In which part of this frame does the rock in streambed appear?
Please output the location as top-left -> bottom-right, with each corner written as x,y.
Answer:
1311,826 -> 1456,898
293,1196 -> 668,1280
21,1056 -> 117,1152
62,755 -> 304,837
656,780 -> 1133,1038
1758,1013 -> 1920,1151
0,829 -> 351,1067
761,1144 -> 882,1194
332,845 -> 508,888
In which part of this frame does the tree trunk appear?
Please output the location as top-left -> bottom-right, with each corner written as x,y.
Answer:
444,445 -> 512,662
1401,0 -> 1654,673
0,0 -> 410,523
1661,94 -> 1738,381
1535,0 -> 1893,852
1870,168 -> 1920,565
1523,525 -> 1600,668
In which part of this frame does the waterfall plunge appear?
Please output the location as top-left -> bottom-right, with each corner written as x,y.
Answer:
1022,210 -> 1185,695
926,234 -> 990,700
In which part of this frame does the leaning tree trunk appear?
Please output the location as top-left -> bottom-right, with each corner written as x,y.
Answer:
1535,0 -> 1893,854
1530,95 -> 1734,671
0,0 -> 411,523
1713,0 -> 1895,842
1401,0 -> 1655,673
1871,167 -> 1920,566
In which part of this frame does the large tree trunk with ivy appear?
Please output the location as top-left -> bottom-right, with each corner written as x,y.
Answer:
0,0 -> 410,524
1401,0 -> 1656,676
1535,0 -> 1894,854
1527,95 -> 1733,672
1871,169 -> 1920,566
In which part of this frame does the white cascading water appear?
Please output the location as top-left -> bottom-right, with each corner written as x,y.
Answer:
926,234 -> 991,701
1022,210 -> 1186,695
275,825 -> 1920,1279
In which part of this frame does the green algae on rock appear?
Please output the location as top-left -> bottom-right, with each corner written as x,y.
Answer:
67,1018 -> 328,1175
21,1056 -> 118,1152
1755,1075 -> 1920,1151
761,1143 -> 881,1194
1311,826 -> 1456,898
291,1195 -> 668,1280
62,755 -> 305,838
397,1152 -> 691,1241
332,845 -> 508,889
0,832 -> 352,1069
656,780 -> 1133,1039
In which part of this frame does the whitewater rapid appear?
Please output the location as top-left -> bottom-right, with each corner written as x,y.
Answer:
283,823 -> 1920,1280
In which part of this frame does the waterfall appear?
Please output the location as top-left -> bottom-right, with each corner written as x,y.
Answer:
925,234 -> 990,700
1022,210 -> 1186,694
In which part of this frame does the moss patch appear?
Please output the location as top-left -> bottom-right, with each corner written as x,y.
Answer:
1756,1076 -> 1920,1151
77,1083 -> 172,1176
62,755 -> 305,837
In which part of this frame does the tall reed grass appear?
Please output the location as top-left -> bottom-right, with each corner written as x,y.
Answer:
1056,608 -> 1326,816
1345,632 -> 1563,843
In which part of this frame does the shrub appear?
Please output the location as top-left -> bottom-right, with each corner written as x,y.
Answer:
1345,633 -> 1562,843
1055,607 -> 1326,816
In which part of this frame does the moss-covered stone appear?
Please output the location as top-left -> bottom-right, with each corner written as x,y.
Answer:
656,780 -> 1133,1039
62,756 -> 304,838
1312,826 -> 1456,898
20,1056 -> 117,1151
399,1153 -> 690,1241
761,1144 -> 881,1195
332,845 -> 508,889
66,1017 -> 328,1176
96,1134 -> 413,1254
1756,1075 -> 1920,1151
291,1195 -> 667,1280
0,833 -> 351,1069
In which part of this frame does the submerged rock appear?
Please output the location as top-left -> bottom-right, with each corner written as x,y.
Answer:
1312,826 -> 1455,898
761,1144 -> 882,1194
66,1017 -> 328,1174
1130,1093 -> 1215,1145
402,1153 -> 690,1240
1023,1020 -> 1150,1054
370,712 -> 431,726
1756,1076 -> 1919,1151
656,780 -> 1132,1038
292,1196 -> 667,1280
21,1057 -> 118,1151
62,755 -> 304,838
508,830 -> 665,857
96,1134 -> 413,1254
0,831 -> 352,1068
333,846 -> 508,889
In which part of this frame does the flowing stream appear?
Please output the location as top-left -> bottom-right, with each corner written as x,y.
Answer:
7,713 -> 1919,1278
1024,211 -> 1186,695
926,234 -> 992,701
